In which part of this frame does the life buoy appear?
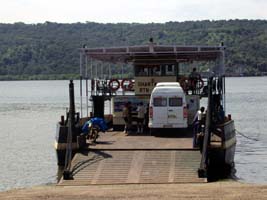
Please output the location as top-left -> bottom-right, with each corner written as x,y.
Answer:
195,78 -> 204,89
180,77 -> 204,91
188,78 -> 204,90
108,79 -> 120,91
121,79 -> 133,91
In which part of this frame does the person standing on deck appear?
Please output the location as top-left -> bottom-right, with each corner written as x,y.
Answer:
217,105 -> 225,123
193,106 -> 205,147
136,102 -> 145,133
189,67 -> 201,94
144,103 -> 149,132
122,102 -> 129,133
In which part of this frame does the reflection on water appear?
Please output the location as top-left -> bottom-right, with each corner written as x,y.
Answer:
0,78 -> 267,191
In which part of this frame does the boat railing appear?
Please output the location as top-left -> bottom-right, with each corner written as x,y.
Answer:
90,78 -> 135,97
90,77 -> 209,97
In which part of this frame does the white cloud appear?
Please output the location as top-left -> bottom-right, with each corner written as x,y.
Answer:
0,0 -> 266,23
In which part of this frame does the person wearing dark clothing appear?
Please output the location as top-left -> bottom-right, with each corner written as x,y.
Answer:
189,68 -> 201,94
193,107 -> 205,148
136,102 -> 145,133
217,105 -> 225,123
122,103 -> 129,133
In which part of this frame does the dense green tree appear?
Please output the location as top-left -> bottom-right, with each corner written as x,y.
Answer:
0,20 -> 267,80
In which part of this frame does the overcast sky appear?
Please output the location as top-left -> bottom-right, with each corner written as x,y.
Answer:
0,0 -> 266,24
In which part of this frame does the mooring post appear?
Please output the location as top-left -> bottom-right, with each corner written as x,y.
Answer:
63,80 -> 75,180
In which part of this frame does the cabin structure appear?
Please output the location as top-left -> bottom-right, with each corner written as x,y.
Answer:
78,41 -> 226,128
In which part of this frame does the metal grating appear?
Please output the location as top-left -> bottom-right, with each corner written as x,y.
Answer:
139,151 -> 172,183
95,151 -> 134,184
58,150 -> 206,186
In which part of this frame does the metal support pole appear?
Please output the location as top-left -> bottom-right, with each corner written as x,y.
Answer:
121,64 -> 124,95
175,62 -> 179,82
96,62 -> 98,78
109,63 -> 111,79
223,75 -> 226,114
121,64 -> 123,79
90,58 -> 93,79
90,58 -> 93,96
80,52 -> 83,118
221,48 -> 225,76
85,55 -> 89,117
221,50 -> 226,113
101,63 -> 103,79
109,99 -> 112,115
95,63 -> 98,95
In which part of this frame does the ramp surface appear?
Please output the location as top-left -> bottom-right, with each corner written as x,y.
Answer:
59,150 -> 206,186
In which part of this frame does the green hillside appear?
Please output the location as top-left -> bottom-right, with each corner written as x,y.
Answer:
0,20 -> 267,80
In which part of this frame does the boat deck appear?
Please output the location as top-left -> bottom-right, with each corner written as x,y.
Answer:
87,131 -> 195,150
58,131 -> 207,186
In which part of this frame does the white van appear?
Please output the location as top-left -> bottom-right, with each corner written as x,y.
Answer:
148,82 -> 188,129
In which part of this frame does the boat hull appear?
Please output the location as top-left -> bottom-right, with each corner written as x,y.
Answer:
55,122 -> 80,166
208,120 -> 236,180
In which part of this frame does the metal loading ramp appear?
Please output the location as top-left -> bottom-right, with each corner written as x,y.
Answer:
58,150 -> 206,186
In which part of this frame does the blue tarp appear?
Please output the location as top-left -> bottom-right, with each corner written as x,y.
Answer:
82,117 -> 108,133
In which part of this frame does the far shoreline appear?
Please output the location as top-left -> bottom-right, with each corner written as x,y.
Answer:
0,74 -> 267,81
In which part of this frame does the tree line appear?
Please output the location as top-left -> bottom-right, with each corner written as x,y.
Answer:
0,20 -> 267,80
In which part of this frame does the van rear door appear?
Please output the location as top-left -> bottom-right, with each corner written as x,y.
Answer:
167,97 -> 184,124
152,96 -> 168,125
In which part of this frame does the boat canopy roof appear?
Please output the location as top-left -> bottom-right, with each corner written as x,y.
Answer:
80,43 -> 225,64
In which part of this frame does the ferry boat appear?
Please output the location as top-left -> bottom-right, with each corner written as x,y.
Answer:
55,40 -> 236,183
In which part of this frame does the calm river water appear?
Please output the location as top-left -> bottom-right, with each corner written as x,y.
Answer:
0,77 -> 267,191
